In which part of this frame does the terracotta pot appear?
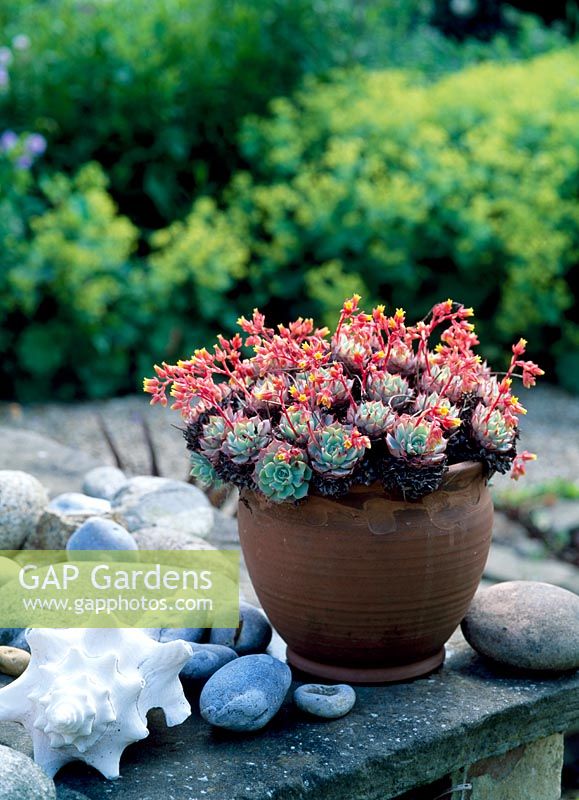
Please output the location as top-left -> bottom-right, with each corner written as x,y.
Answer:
238,461 -> 493,683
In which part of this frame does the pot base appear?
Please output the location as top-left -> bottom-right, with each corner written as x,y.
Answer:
286,647 -> 446,684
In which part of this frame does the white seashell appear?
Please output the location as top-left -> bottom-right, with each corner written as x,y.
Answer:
0,628 -> 193,779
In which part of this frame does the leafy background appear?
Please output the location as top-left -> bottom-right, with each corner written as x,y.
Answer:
1,0 -> 578,400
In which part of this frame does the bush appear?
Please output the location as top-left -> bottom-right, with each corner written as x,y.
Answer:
149,47 -> 579,388
0,1 -> 566,228
0,159 -> 141,400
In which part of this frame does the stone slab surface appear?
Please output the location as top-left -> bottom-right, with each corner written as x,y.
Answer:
0,427 -> 102,497
485,541 -> 579,594
1,634 -> 577,800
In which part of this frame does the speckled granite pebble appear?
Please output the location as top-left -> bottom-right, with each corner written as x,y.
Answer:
462,580 -> 579,672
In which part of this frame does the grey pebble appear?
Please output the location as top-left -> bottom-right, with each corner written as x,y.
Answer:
180,643 -> 238,681
462,580 -> 579,672
293,683 -> 356,719
159,627 -> 206,644
0,744 -> 56,799
111,476 -> 214,537
210,602 -> 272,655
200,654 -> 291,731
0,470 -> 48,549
82,466 -> 127,501
66,516 -> 137,551
48,492 -> 111,516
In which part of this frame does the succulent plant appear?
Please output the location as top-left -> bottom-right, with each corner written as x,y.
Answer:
147,295 -> 542,500
332,330 -> 372,371
307,423 -> 368,478
366,371 -> 412,410
199,414 -> 232,464
189,452 -> 222,490
347,400 -> 396,438
222,417 -> 272,464
386,415 -> 447,465
254,442 -> 312,503
470,404 -> 516,453
251,376 -> 286,411
278,407 -> 329,445
414,392 -> 459,419
385,341 -> 415,374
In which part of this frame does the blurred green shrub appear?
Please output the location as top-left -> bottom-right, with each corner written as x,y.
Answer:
149,48 -> 579,389
0,159 -> 141,399
0,0 -> 566,227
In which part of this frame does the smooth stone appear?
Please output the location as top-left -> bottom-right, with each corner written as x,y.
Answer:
180,643 -> 238,681
293,683 -> 356,719
159,628 -> 206,644
23,509 -> 97,550
48,492 -> 111,515
462,580 -> 579,672
0,645 -> 30,677
210,602 -> 272,655
111,476 -> 214,538
0,744 -> 56,799
66,516 -> 138,551
132,526 -> 217,551
200,654 -> 291,731
82,466 -> 128,501
0,470 -> 48,549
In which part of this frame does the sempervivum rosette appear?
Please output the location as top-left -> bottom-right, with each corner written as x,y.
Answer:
366,371 -> 413,410
307,422 -> 370,497
382,415 -> 448,500
468,402 -> 517,475
189,451 -> 222,490
216,416 -> 272,488
347,400 -> 396,439
254,441 -> 312,503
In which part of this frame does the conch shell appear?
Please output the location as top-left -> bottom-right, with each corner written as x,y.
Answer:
0,628 -> 192,779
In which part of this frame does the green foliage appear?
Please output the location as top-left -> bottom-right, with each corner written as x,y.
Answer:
0,162 -> 140,399
150,48 -> 579,379
0,1 -> 566,226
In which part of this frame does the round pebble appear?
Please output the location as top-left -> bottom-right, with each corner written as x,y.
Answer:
82,466 -> 128,501
0,470 -> 48,549
293,683 -> 356,719
180,643 -> 238,681
111,476 -> 214,537
66,516 -> 138,551
0,645 -> 30,677
210,602 -> 272,655
48,492 -> 111,516
133,526 -> 217,551
461,580 -> 579,672
0,744 -> 56,799
159,627 -> 206,644
200,654 -> 291,731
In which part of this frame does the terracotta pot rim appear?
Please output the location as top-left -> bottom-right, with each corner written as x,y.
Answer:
241,459 -> 486,505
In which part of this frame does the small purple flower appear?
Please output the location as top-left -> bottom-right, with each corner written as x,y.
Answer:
12,34 -> 30,51
0,130 -> 18,152
0,47 -> 12,67
15,154 -> 33,170
25,133 -> 47,156
0,67 -> 9,89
